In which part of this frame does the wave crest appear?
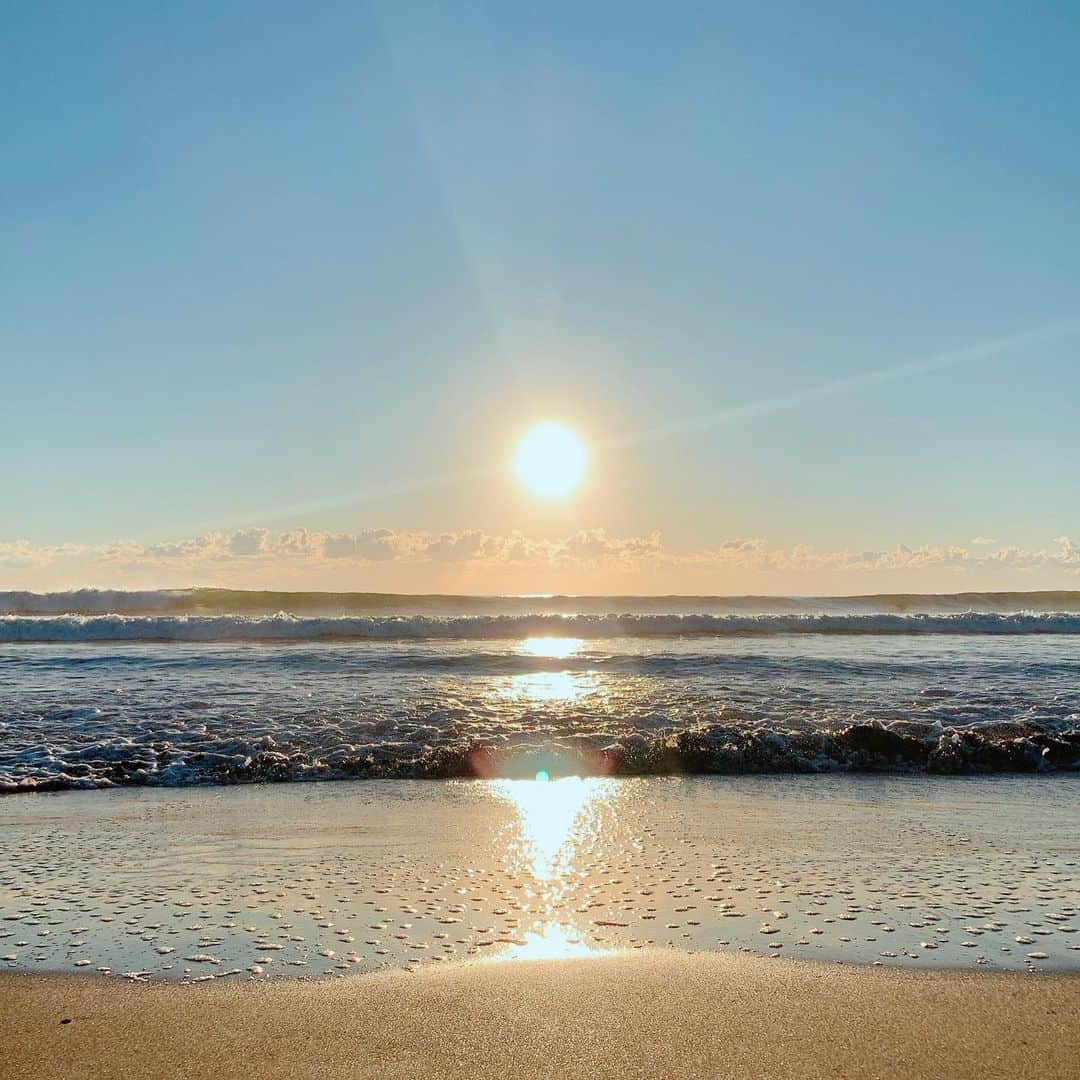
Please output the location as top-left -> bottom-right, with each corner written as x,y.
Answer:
4,720 -> 1078,794
3,611 -> 1080,642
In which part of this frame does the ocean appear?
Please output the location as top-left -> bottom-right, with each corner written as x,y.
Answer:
2,589 -> 1078,980
2,589 -> 1078,793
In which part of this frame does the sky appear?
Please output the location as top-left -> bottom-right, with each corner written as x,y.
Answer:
4,1 -> 1080,594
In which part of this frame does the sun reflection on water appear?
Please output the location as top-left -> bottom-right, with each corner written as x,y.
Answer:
486,775 -> 618,961
497,922 -> 607,961
505,671 -> 587,702
504,637 -> 592,703
491,775 -> 608,881
517,636 -> 585,659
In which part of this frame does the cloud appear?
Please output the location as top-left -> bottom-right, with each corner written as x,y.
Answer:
422,530 -> 489,562
226,529 -> 270,557
0,540 -> 80,569
694,538 -> 1080,576
556,530 -> 665,565
276,528 -> 320,556
321,529 -> 417,561
143,534 -> 224,560
3,528 -> 1080,590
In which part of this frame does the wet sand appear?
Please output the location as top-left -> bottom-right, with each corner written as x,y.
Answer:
3,776 -> 1078,980
3,951 -> 1078,1079
3,779 -> 1078,1076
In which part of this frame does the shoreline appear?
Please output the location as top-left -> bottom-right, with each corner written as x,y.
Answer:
6,765 -> 1080,798
4,952 -> 1079,1079
3,776 -> 1078,978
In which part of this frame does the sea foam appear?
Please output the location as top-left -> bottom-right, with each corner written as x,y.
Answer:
3,611 -> 1080,642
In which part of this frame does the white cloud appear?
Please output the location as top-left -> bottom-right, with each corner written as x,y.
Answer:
321,529 -> 421,561
4,529 -> 1080,591
0,540 -> 81,569
226,529 -> 270,557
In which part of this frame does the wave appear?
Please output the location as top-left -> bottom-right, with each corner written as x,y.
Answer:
4,720 -> 1077,794
3,611 -> 1080,642
4,588 -> 1080,617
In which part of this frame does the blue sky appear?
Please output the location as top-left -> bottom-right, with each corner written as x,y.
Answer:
3,2 -> 1079,592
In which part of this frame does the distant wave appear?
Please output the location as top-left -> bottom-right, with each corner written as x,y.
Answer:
4,587 -> 1080,617
3,611 -> 1080,642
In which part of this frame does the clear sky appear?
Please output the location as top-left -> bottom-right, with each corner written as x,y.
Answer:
4,2 -> 1079,594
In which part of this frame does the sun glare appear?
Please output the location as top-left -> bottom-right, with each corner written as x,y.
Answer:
513,422 -> 586,499
518,636 -> 584,659
491,775 -> 609,881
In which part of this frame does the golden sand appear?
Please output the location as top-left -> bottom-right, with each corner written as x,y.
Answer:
3,952 -> 1078,1079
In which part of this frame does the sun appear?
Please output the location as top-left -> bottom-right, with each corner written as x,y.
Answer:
513,422 -> 587,499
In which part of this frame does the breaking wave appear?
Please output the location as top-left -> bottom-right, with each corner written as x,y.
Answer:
3,611 -> 1080,642
4,720 -> 1078,795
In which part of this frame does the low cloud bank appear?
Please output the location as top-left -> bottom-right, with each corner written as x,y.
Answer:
2,528 -> 1079,593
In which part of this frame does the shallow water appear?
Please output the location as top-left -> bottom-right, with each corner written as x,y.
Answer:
1,634 -> 1079,791
1,775 -> 1077,981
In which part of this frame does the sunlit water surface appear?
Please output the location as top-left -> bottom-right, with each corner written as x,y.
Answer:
2,633 -> 1079,791
1,774 -> 1077,981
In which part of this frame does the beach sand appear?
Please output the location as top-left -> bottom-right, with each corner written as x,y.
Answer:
3,778 -> 1078,1076
3,952 -> 1078,1079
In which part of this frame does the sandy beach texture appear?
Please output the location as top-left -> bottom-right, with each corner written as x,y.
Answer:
3,952 -> 1078,1080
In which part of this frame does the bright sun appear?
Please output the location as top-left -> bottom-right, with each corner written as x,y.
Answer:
513,422 -> 586,499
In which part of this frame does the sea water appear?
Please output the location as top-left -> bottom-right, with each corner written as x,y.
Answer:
1,590 -> 1078,979
0,591 -> 1078,792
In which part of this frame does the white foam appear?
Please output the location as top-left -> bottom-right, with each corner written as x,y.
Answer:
1,611 -> 1080,642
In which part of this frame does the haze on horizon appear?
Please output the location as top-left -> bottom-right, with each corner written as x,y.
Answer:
4,2 -> 1079,597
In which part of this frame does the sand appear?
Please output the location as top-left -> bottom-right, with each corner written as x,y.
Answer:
3,952 -> 1078,1079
